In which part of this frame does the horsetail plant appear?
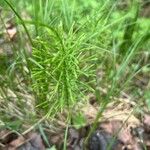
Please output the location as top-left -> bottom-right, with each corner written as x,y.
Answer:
30,23 -> 97,117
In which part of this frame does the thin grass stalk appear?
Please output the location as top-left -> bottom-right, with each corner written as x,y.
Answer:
84,35 -> 146,148
4,0 -> 33,46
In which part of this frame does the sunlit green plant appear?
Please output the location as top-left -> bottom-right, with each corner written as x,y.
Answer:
30,24 -> 97,116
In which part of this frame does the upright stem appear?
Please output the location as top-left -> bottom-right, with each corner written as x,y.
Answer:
4,0 -> 33,46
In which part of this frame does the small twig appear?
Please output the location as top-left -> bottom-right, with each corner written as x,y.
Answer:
22,115 -> 47,135
0,143 -> 5,148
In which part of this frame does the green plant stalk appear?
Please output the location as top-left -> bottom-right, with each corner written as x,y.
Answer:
84,33 -> 146,148
3,0 -> 34,86
63,112 -> 71,150
38,124 -> 51,148
4,0 -> 33,46
62,58 -> 73,124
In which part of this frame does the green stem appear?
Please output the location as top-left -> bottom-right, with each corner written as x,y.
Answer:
4,0 -> 33,46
